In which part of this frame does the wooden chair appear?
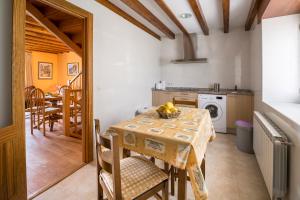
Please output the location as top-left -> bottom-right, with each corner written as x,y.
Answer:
29,88 -> 61,136
94,119 -> 169,200
173,97 -> 198,108
59,85 -> 72,95
25,85 -> 35,111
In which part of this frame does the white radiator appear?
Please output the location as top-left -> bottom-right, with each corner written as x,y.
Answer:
253,111 -> 289,200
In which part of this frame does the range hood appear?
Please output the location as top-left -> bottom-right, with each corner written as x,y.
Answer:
171,34 -> 208,64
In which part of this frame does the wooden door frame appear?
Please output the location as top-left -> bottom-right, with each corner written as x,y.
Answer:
0,0 -> 27,199
28,0 -> 94,163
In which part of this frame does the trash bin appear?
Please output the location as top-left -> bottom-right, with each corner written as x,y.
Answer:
236,120 -> 254,154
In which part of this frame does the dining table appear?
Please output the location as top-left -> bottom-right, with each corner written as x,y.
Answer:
45,94 -> 62,106
108,107 -> 216,200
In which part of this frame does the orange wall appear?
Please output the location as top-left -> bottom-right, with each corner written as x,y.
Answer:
57,52 -> 82,86
32,51 -> 58,92
31,51 -> 81,92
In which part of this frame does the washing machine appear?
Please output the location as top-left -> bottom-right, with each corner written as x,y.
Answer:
198,94 -> 227,133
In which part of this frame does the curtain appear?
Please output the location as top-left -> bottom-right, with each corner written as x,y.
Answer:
25,52 -> 33,87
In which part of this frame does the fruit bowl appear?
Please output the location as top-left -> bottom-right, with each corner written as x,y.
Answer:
156,102 -> 181,119
157,109 -> 181,119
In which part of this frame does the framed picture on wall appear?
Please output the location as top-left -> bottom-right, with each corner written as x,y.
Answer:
38,62 -> 53,79
67,62 -> 79,76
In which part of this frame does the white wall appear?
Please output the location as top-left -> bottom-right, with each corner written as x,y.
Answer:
250,18 -> 300,200
250,23 -> 263,111
68,0 -> 161,131
0,1 -> 12,128
160,28 -> 251,89
262,14 -> 300,103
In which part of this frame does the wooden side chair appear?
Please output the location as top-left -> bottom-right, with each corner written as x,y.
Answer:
29,88 -> 60,136
58,85 -> 72,108
94,119 -> 169,200
173,97 -> 198,108
25,85 -> 35,111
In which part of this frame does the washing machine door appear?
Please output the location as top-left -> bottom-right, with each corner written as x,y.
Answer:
202,102 -> 223,121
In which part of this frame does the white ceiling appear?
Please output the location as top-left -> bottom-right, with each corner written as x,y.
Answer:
109,0 -> 253,36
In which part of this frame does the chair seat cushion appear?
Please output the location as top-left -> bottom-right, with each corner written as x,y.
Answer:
100,156 -> 168,200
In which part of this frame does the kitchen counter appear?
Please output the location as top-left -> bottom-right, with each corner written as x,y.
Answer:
152,87 -> 254,96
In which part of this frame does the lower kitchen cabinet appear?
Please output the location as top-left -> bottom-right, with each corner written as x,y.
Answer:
152,91 -> 198,106
226,94 -> 254,133
152,91 -> 173,106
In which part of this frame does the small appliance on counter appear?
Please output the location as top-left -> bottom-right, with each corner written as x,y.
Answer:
155,81 -> 166,90
213,83 -> 220,92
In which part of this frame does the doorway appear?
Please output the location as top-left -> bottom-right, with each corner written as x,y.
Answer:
24,0 -> 93,199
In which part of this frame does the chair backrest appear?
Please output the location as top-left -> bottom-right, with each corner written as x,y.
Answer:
59,85 -> 72,95
30,88 -> 45,113
173,97 -> 198,108
25,86 -> 35,109
94,119 -> 122,199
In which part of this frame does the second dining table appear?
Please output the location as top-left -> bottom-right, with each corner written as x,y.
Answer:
108,107 -> 216,200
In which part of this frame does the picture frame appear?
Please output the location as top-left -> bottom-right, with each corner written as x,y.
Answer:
38,62 -> 53,80
67,62 -> 79,76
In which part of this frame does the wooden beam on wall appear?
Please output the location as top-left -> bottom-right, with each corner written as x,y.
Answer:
222,0 -> 230,33
188,0 -> 209,35
26,1 -> 82,56
96,0 -> 161,40
154,0 -> 189,35
120,0 -> 175,39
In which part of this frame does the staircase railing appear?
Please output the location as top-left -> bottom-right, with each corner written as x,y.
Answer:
68,72 -> 82,90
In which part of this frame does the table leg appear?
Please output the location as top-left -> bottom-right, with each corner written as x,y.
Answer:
177,168 -> 187,200
201,157 -> 206,179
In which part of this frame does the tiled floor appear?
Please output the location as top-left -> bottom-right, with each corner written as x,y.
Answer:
26,118 -> 83,197
33,133 -> 270,200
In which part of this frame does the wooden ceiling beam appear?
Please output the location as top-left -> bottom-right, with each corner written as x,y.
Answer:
26,1 -> 82,56
25,48 -> 66,54
188,0 -> 209,35
120,0 -> 175,39
25,35 -> 64,45
25,26 -> 54,36
43,6 -> 72,21
245,0 -> 262,30
154,0 -> 189,35
96,0 -> 161,40
25,40 -> 70,50
25,45 -> 69,53
25,30 -> 58,38
25,32 -> 62,43
71,33 -> 83,44
222,0 -> 230,33
257,0 -> 271,21
58,18 -> 83,33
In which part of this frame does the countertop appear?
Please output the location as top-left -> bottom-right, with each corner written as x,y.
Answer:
152,87 -> 254,96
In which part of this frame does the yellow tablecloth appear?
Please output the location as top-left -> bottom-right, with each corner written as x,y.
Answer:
109,107 -> 216,199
